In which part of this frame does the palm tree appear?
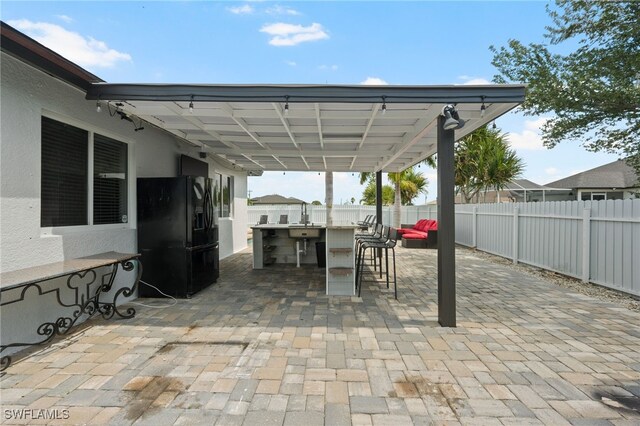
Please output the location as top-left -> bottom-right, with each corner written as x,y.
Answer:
359,168 -> 429,227
454,126 -> 524,203
394,168 -> 428,205
325,171 -> 333,225
360,181 -> 394,205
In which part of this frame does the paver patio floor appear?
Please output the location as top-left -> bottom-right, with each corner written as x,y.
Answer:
1,246 -> 639,425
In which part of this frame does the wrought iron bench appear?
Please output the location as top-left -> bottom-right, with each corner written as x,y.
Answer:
0,251 -> 142,371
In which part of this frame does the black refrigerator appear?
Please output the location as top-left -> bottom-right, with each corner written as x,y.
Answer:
137,176 -> 219,298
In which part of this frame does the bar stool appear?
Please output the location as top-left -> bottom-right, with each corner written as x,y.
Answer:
355,224 -> 385,266
355,225 -> 389,290
357,228 -> 399,299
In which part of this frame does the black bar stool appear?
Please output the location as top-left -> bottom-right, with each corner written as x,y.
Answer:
354,223 -> 385,285
357,227 -> 399,299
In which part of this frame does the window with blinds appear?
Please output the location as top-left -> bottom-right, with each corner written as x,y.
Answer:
40,116 -> 129,227
94,134 -> 128,224
41,117 -> 88,227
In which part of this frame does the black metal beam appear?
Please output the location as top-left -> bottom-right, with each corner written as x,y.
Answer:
376,171 -> 383,266
375,171 -> 383,225
437,116 -> 456,327
85,82 -> 527,104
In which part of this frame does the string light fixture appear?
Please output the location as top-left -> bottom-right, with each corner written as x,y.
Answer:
381,96 -> 387,114
96,100 -> 101,113
284,96 -> 290,116
189,96 -> 194,113
480,96 -> 486,118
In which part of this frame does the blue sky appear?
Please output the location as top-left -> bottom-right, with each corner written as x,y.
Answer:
3,1 -> 620,203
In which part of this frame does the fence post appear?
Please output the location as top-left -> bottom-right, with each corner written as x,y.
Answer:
512,207 -> 519,264
582,208 -> 591,283
472,206 -> 478,248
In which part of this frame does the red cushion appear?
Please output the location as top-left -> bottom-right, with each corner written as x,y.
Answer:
424,220 -> 438,231
413,219 -> 428,232
402,232 -> 427,240
397,228 -> 412,235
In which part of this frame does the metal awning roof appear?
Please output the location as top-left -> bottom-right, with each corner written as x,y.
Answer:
86,84 -> 525,173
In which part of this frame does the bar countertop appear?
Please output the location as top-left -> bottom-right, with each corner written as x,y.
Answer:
251,222 -> 359,230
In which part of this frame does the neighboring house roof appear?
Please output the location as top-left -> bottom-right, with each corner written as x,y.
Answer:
251,194 -> 306,204
547,160 -> 639,190
503,179 -> 548,191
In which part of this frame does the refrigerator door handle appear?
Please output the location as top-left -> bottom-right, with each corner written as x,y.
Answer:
203,187 -> 211,230
204,181 -> 215,230
186,242 -> 218,251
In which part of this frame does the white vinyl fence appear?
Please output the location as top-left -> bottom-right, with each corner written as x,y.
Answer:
247,204 -> 438,227
455,199 -> 640,297
249,200 -> 640,296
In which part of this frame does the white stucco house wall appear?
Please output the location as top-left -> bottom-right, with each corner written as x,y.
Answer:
0,23 -> 248,355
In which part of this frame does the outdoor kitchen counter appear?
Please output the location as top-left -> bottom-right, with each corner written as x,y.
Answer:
251,223 -> 359,296
324,224 -> 358,295
251,224 -> 326,269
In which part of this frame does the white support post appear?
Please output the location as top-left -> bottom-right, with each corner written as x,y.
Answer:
512,207 -> 519,264
582,208 -> 591,282
472,206 -> 478,248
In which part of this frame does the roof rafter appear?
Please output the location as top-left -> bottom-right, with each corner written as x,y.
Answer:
272,102 -> 309,170
358,103 -> 381,150
219,103 -> 267,149
314,103 -> 324,149
376,109 -> 441,171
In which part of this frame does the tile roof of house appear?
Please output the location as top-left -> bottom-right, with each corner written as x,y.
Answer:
546,160 -> 639,189
251,194 -> 306,204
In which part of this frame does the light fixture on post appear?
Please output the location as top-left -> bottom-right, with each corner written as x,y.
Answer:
284,96 -> 290,116
381,96 -> 387,114
480,96 -> 486,118
189,96 -> 194,113
441,105 -> 465,130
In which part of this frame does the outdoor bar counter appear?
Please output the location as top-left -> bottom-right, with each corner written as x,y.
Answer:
251,223 -> 358,295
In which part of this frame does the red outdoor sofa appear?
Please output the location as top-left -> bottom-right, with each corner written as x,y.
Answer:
398,219 -> 438,249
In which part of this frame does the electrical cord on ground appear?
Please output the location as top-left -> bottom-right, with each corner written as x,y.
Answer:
130,280 -> 178,308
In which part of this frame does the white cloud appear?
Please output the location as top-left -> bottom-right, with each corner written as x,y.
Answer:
360,77 -> 388,85
457,75 -> 491,85
506,117 -> 550,151
319,64 -> 338,71
228,5 -> 254,14
8,20 -> 131,68
285,60 -> 297,66
56,15 -> 73,23
266,5 -> 301,16
260,22 -> 329,46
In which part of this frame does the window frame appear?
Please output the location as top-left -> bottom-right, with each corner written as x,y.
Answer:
40,111 -> 135,235
214,173 -> 234,219
580,190 -> 624,201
